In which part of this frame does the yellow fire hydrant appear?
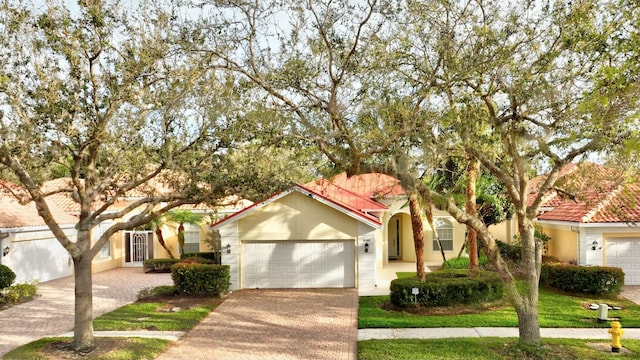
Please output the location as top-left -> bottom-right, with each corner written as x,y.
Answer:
608,321 -> 624,353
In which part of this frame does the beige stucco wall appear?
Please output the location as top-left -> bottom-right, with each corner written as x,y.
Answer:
92,231 -> 123,273
238,191 -> 359,241
384,207 -> 466,264
539,226 -> 578,263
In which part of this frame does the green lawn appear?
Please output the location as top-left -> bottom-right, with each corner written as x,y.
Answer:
4,294 -> 218,359
94,302 -> 216,331
360,286 -> 640,328
3,337 -> 171,360
359,338 -> 640,360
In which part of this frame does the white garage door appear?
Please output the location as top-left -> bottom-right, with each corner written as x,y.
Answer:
606,239 -> 640,285
241,240 -> 355,289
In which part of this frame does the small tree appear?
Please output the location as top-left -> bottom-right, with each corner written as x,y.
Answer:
149,216 -> 176,259
167,209 -> 204,256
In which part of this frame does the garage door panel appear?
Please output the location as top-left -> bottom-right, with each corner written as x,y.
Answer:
242,240 -> 355,289
606,239 -> 640,285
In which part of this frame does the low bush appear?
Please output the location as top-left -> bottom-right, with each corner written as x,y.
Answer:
171,263 -> 230,296
0,264 -> 16,289
496,240 -> 521,262
3,282 -> 37,303
540,263 -> 624,295
390,269 -> 504,308
137,285 -> 177,300
442,256 -> 489,269
181,252 -> 219,264
143,258 -> 181,273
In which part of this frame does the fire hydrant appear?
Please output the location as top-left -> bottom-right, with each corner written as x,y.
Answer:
608,321 -> 624,353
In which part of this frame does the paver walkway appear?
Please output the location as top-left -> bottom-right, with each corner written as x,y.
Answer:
155,288 -> 358,360
0,268 -> 172,357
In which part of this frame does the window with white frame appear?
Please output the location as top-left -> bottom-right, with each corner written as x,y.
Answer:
183,224 -> 201,254
433,218 -> 454,251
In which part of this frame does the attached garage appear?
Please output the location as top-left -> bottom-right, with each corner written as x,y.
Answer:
606,239 -> 640,285
241,240 -> 355,288
213,185 -> 381,291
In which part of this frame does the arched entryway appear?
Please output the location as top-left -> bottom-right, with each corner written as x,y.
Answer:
388,213 -> 410,260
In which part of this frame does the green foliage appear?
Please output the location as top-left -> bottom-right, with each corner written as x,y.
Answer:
443,255 -> 489,269
142,258 -> 181,273
181,252 -> 219,264
390,270 -> 504,308
0,264 -> 16,289
3,282 -> 37,303
171,263 -> 230,296
496,240 -> 521,262
540,263 -> 624,295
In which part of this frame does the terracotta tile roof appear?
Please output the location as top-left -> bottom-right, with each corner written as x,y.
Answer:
532,163 -> 640,223
0,181 -> 77,228
329,173 -> 405,198
305,178 -> 387,212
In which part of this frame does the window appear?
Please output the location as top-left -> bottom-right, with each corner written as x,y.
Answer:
183,224 -> 201,254
93,222 -> 111,259
433,218 -> 454,251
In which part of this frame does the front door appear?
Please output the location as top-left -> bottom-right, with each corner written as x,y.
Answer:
124,231 -> 153,266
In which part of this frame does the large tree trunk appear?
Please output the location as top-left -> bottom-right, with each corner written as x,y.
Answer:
73,253 -> 94,351
408,194 -> 426,281
466,158 -> 480,276
440,193 -> 542,345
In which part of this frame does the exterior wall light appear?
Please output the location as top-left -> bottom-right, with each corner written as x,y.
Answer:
362,238 -> 371,253
225,243 -> 231,254
2,246 -> 9,257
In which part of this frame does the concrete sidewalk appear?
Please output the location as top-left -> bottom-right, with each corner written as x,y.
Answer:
359,327 -> 640,340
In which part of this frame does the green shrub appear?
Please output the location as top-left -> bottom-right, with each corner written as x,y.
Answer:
496,241 -> 521,262
143,258 -> 181,273
0,264 -> 16,289
137,285 -> 177,300
443,256 -> 489,269
390,269 -> 504,307
540,263 -> 624,295
171,263 -> 230,296
4,282 -> 37,303
181,252 -> 219,264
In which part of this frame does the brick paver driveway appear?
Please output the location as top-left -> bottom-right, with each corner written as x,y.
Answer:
155,288 -> 358,360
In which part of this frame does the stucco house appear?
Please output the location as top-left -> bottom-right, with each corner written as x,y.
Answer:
1,177 -> 251,283
212,173 -> 466,291
0,181 -> 77,283
490,163 -> 640,285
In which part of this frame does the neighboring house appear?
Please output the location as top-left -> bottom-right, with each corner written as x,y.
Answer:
0,181 -> 77,283
0,177 -> 252,283
211,173 -> 466,291
490,162 -> 640,285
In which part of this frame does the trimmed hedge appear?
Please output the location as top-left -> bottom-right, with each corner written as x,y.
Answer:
0,264 -> 16,289
171,263 -> 230,296
390,269 -> 504,307
143,258 -> 181,273
540,263 -> 624,295
181,252 -> 220,264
